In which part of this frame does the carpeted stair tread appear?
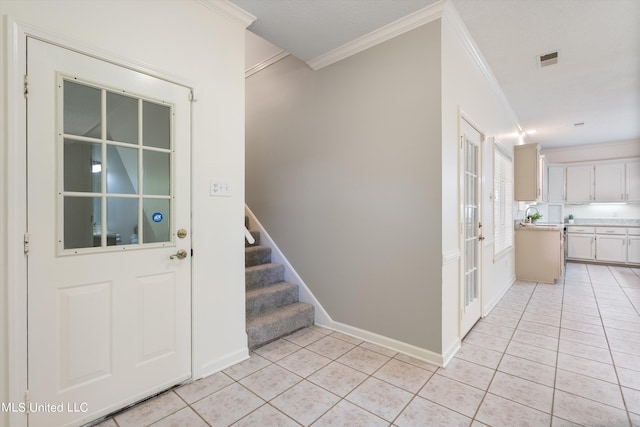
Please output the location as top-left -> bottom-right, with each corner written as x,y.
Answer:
246,282 -> 299,317
246,263 -> 284,289
244,222 -> 314,349
245,245 -> 272,267
247,302 -> 315,349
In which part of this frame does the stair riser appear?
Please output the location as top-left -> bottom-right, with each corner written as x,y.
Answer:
246,283 -> 299,317
245,246 -> 272,267
247,304 -> 314,349
245,264 -> 284,289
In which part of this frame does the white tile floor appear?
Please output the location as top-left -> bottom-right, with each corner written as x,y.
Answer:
96,262 -> 640,426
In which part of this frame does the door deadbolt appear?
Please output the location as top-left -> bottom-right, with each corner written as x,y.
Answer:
170,249 -> 188,260
177,229 -> 188,238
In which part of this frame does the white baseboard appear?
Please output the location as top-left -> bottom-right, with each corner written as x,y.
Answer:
198,348 -> 249,379
328,321 -> 445,368
483,275 -> 515,317
244,205 -> 447,368
442,338 -> 461,367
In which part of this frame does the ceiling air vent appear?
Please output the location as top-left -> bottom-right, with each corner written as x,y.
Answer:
538,51 -> 559,67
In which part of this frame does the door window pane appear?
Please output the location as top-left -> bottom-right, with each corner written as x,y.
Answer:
107,92 -> 138,144
106,198 -> 138,246
64,197 -> 101,249
143,151 -> 170,195
61,78 -> 174,252
64,80 -> 101,138
64,139 -> 102,192
143,199 -> 170,244
106,145 -> 138,194
143,101 -> 171,149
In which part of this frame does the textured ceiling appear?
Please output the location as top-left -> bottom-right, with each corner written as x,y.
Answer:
233,0 -> 640,149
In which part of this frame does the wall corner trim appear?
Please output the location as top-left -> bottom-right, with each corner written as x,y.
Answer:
442,1 -> 523,131
196,0 -> 256,28
245,50 -> 290,78
307,0 -> 446,70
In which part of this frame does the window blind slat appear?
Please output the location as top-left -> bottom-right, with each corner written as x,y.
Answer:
494,145 -> 513,255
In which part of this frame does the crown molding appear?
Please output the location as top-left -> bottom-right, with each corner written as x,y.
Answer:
245,50 -> 290,78
442,1 -> 522,132
196,0 -> 256,28
307,0 -> 446,71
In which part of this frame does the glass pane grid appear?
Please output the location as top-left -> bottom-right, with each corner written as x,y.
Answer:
463,135 -> 480,309
60,77 -> 174,253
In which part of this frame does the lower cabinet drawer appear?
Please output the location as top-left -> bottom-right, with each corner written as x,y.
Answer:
596,227 -> 626,235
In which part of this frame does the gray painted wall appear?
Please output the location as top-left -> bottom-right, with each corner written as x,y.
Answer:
246,21 -> 443,351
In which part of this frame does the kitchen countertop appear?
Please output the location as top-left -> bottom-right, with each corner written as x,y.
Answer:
516,223 -> 563,231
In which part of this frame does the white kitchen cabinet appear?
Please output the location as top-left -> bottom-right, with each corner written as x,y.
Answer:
566,165 -> 594,202
547,165 -> 565,202
595,163 -> 625,202
629,237 -> 640,264
626,160 -> 640,201
595,227 -> 626,263
514,143 -> 542,201
566,226 -> 595,260
628,228 -> 640,264
567,235 -> 595,260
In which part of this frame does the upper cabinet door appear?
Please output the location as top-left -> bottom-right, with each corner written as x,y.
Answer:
547,165 -> 565,202
595,163 -> 625,202
566,165 -> 594,202
514,143 -> 541,201
627,160 -> 640,202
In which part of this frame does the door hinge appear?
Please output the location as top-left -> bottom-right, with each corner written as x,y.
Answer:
188,90 -> 197,102
23,75 -> 29,98
24,233 -> 30,254
24,389 -> 30,413
191,248 -> 194,257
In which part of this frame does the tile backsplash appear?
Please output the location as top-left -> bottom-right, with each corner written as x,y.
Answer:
518,202 -> 640,226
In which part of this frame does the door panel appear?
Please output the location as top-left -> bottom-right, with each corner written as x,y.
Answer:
27,38 -> 192,426
460,119 -> 483,337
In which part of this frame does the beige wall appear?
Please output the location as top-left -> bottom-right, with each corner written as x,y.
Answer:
246,21 -> 443,351
1,1 -> 249,422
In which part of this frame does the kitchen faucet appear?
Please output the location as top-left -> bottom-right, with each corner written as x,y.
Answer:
525,206 -> 540,223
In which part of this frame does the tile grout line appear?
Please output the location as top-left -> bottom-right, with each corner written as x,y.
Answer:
467,279 -> 538,425
100,263 -> 640,427
594,265 -> 634,427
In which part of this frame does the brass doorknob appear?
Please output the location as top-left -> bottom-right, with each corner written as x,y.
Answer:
170,249 -> 188,260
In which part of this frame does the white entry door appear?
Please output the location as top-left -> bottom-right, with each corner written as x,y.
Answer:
460,119 -> 483,337
27,38 -> 192,426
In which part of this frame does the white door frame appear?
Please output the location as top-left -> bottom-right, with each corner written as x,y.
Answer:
458,114 -> 485,338
4,18 -> 195,427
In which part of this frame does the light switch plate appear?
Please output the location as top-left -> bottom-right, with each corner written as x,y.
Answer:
210,179 -> 231,197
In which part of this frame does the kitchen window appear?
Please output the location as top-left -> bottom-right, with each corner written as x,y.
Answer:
494,142 -> 513,257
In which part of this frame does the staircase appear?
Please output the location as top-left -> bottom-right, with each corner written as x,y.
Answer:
245,220 -> 314,349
